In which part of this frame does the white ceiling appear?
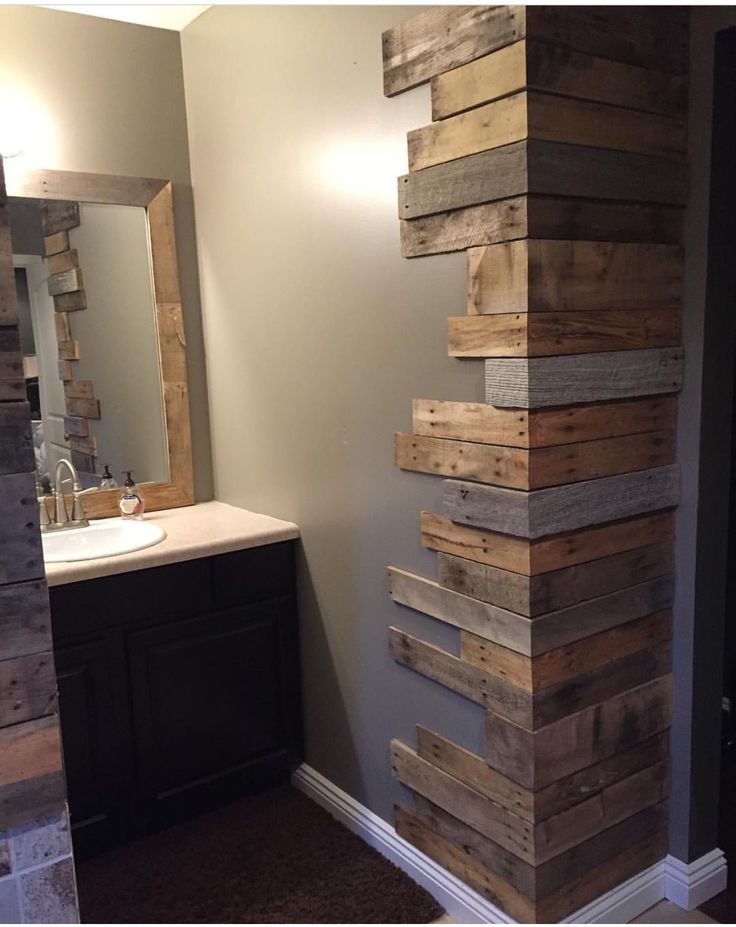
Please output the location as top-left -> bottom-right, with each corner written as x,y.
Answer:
37,5 -> 211,31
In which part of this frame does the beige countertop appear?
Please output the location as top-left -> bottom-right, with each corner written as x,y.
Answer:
44,500 -> 300,587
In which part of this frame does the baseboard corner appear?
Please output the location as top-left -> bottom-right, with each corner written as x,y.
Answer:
663,848 -> 728,910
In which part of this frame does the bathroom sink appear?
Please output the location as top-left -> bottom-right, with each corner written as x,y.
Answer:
42,519 -> 167,563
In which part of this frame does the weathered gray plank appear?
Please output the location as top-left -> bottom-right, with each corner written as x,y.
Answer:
53,291 -> 86,313
443,465 -> 679,539
388,565 -> 532,654
0,328 -> 24,402
391,565 -> 673,656
0,581 -> 52,661
47,268 -> 83,297
0,651 -> 57,728
0,472 -> 44,585
40,200 -> 79,236
0,208 -> 17,325
382,5 -> 525,97
399,141 -> 688,220
438,542 -> 674,616
0,402 -> 34,475
484,349 -> 684,409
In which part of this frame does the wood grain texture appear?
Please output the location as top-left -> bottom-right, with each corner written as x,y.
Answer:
421,509 -> 676,576
485,675 -> 673,789
484,348 -> 683,408
397,431 -> 675,490
40,200 -> 79,235
382,5 -> 525,97
0,328 -> 24,402
0,716 -> 65,830
408,91 -> 685,172
443,465 -> 679,539
43,230 -> 69,257
54,311 -> 72,343
391,740 -> 534,862
431,40 -> 688,120
46,249 -> 79,276
0,652 -> 57,728
11,170 -> 166,207
0,472 -> 43,585
63,379 -> 95,401
47,267 -> 83,298
0,402 -> 34,475
439,543 -> 674,615
0,581 -> 51,661
399,141 -> 688,221
413,396 -> 677,448
389,566 -> 672,656
63,415 -> 88,438
449,310 -> 681,357
64,396 -> 100,420
526,196 -> 683,246
401,199 -> 528,257
0,208 -> 17,325
467,240 -> 683,314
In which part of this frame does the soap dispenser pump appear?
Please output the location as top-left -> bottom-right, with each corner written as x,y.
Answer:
119,471 -> 144,520
100,465 -> 117,490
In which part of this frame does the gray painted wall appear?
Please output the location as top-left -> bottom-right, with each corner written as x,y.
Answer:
181,5 -> 487,822
0,5 -> 213,500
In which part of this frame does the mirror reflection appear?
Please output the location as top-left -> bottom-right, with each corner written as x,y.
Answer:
9,197 -> 168,490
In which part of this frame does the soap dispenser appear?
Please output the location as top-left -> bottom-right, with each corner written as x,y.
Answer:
100,465 -> 117,490
119,471 -> 144,520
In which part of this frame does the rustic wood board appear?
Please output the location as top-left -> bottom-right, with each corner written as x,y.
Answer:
14,172 -> 165,207
0,580 -> 51,661
0,651 -> 57,728
484,348 -> 684,408
421,510 -> 676,576
382,5 -> 525,97
0,208 -> 17,325
399,141 -> 688,221
0,328 -> 24,402
431,40 -> 688,120
391,740 -> 534,862
526,196 -> 683,246
63,379 -> 95,401
401,200 -> 527,258
389,566 -> 672,656
43,231 -> 69,257
0,716 -> 64,831
0,401 -> 34,475
408,91 -> 686,172
47,267 -> 83,297
443,465 -> 679,539
397,430 -> 675,490
413,396 -> 677,449
485,675 -> 673,789
68,435 -> 98,458
54,311 -> 72,344
65,396 -> 100,419
0,472 -> 43,585
388,566 -> 532,654
449,310 -> 681,357
53,291 -> 86,312
439,542 -> 674,615
46,249 -> 79,276
40,200 -> 79,236
467,240 -> 683,314
63,415 -> 88,438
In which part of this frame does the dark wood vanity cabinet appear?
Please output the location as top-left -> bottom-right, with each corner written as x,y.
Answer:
49,541 -> 302,858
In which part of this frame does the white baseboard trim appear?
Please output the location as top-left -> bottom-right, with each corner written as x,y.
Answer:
663,848 -> 728,910
292,762 -> 727,924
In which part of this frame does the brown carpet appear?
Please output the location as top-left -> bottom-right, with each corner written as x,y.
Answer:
76,786 -> 444,923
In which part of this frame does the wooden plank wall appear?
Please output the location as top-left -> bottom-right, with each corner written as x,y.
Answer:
0,160 -> 68,830
382,7 -> 687,921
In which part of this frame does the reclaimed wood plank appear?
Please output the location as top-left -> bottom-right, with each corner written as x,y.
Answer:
0,402 -> 34,475
14,171 -> 165,207
408,91 -> 685,172
0,651 -> 57,728
47,267 -> 83,298
0,580 -> 52,661
440,543 -> 674,615
43,231 -> 69,257
391,740 -> 534,862
63,379 -> 95,401
443,466 -> 679,539
398,431 -> 675,489
421,510 -> 676,576
0,207 -> 17,325
484,348 -> 684,408
449,310 -> 681,357
57,341 -> 80,361
64,397 -> 100,419
45,249 -> 79,276
390,628 -> 534,726
54,311 -> 72,343
400,141 -> 688,221
485,675 -> 673,788
0,716 -> 64,831
0,472 -> 43,584
0,328 -> 24,402
63,416 -> 88,438
413,396 -> 677,448
382,5 -> 525,97
526,195 -> 683,245
431,40 -> 688,120
58,360 -> 73,381
467,240 -> 682,315
401,199 -> 528,258
53,291 -> 86,312
388,566 -> 532,654
40,200 -> 79,236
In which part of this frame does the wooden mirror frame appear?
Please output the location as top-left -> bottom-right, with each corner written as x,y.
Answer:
6,168 -> 194,516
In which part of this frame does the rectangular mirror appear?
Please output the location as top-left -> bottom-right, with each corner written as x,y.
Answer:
5,169 -> 193,517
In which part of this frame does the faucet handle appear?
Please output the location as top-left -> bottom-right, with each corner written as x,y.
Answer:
37,490 -> 51,528
71,485 -> 98,523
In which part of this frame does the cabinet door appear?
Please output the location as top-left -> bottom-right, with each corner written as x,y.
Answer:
128,598 -> 296,824
54,635 -> 126,854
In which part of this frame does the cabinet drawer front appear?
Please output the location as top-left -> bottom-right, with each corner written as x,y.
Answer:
128,598 -> 298,806
51,558 -> 213,636
212,541 -> 295,609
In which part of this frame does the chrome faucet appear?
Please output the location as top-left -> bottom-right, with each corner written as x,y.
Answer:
40,458 -> 97,532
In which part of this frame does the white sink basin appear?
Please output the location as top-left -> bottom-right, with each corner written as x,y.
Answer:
42,519 -> 167,563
